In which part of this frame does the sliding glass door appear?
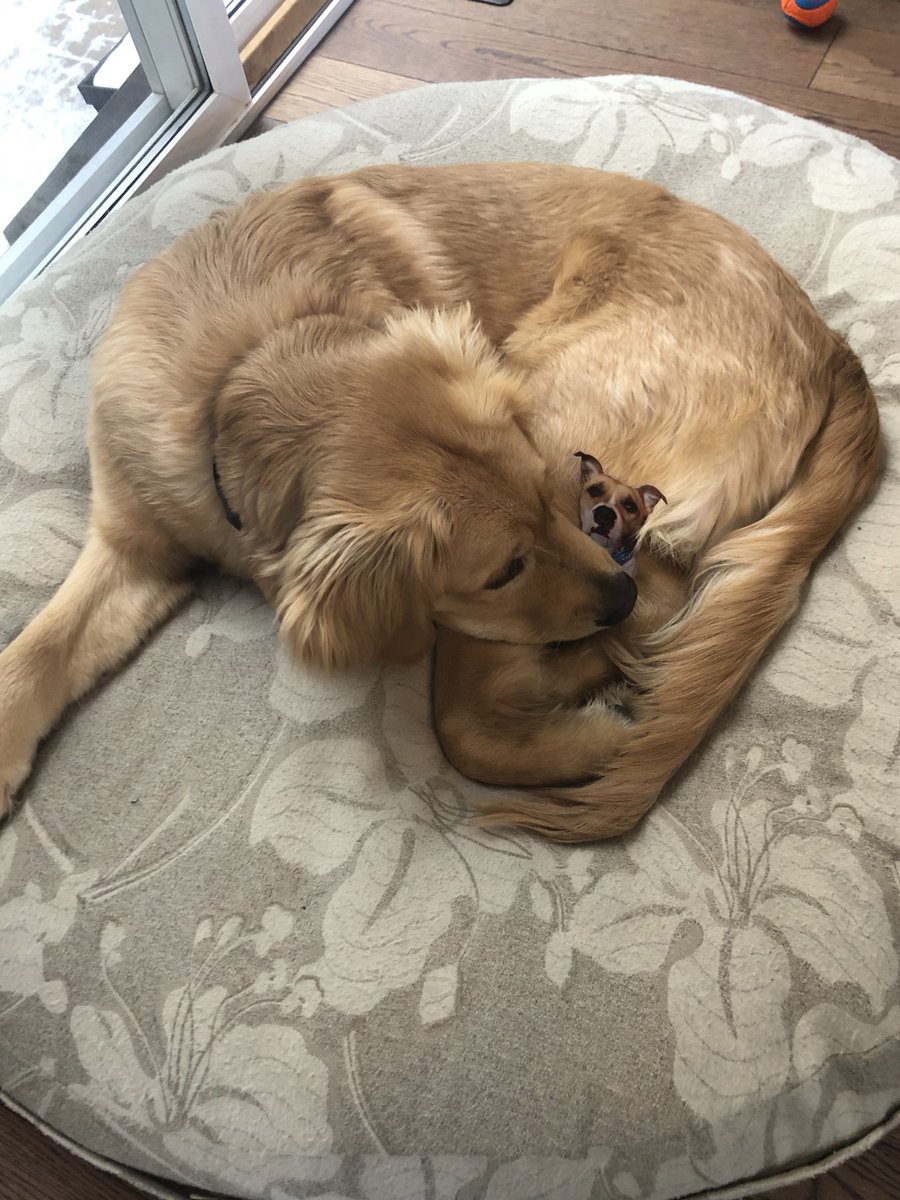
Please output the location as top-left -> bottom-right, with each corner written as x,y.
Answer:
0,0 -> 356,302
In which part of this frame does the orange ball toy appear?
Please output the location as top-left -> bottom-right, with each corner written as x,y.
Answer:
781,0 -> 838,27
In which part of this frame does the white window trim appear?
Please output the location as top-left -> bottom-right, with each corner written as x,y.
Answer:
0,0 -> 356,303
142,0 -> 360,187
229,0 -> 359,138
0,92 -> 172,300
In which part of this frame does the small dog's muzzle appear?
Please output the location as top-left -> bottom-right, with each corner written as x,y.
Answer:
590,504 -> 616,537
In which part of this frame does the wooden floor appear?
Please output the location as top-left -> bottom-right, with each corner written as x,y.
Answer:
256,0 -> 900,159
4,0 -> 900,1197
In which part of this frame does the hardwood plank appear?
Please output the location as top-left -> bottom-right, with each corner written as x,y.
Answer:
811,23 -> 900,108
833,0 -> 900,35
740,0 -> 900,36
759,1126 -> 900,1199
317,0 -> 900,157
0,1102 -> 146,1200
829,1125 -> 900,1198
266,55 -> 418,120
757,1183 -> 813,1200
242,0 -> 331,89
242,112 -> 284,140
398,0 -> 833,88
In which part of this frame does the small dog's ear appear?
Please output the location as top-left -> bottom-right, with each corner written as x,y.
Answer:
638,485 -> 667,513
575,451 -> 603,482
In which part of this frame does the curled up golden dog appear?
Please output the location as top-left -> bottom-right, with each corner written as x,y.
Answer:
0,164 -> 881,840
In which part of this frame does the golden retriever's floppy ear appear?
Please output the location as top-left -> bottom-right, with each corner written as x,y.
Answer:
274,500 -> 451,671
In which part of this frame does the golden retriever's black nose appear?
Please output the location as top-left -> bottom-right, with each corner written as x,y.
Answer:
595,572 -> 637,626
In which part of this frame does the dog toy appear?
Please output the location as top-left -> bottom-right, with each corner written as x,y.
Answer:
781,0 -> 838,28
575,452 -> 666,578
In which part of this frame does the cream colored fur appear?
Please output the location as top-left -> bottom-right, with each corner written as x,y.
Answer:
0,164 -> 881,839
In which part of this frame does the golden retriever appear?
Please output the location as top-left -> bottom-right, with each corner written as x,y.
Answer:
0,164 -> 881,839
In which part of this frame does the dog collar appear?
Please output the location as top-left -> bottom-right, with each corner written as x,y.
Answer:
212,458 -> 242,531
587,530 -> 633,564
586,529 -> 638,577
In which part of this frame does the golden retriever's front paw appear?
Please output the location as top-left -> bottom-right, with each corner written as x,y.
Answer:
577,679 -> 635,719
602,681 -> 638,719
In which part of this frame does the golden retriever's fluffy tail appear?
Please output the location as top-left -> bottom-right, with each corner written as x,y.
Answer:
477,339 -> 883,842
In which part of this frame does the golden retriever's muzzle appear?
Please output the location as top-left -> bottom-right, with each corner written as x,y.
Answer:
595,571 -> 637,627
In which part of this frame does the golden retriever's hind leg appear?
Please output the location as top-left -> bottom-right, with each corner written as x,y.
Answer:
447,699 -> 629,792
0,531 -> 192,816
433,629 -> 628,791
539,635 -> 625,708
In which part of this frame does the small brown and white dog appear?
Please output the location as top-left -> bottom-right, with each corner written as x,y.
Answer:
0,163 -> 882,840
575,451 -> 667,577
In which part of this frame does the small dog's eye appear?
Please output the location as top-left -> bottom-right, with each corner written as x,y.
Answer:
623,499 -> 638,515
485,556 -> 526,590
587,483 -> 605,497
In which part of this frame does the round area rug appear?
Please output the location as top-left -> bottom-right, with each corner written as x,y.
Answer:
0,76 -> 898,1200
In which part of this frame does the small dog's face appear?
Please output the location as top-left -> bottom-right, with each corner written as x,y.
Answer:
576,452 -> 666,553
432,431 -> 639,648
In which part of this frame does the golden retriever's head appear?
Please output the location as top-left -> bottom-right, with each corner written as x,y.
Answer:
273,307 -> 636,669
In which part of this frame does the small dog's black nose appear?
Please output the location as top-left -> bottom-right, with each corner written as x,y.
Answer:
591,504 -> 616,536
595,571 -> 637,626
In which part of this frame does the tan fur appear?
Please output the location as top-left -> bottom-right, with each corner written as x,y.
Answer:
0,164 -> 881,838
